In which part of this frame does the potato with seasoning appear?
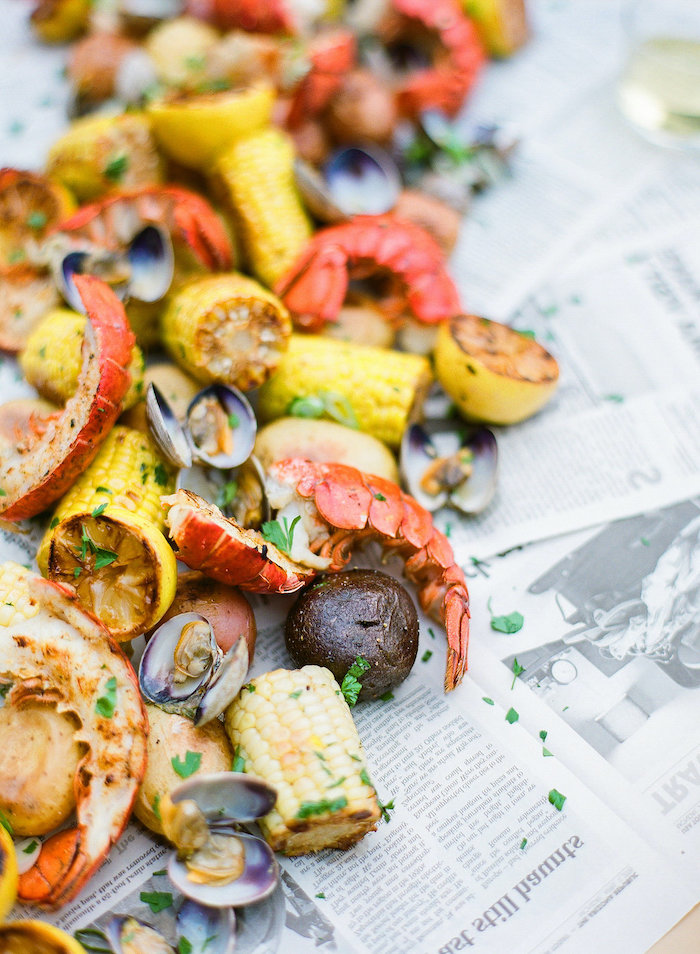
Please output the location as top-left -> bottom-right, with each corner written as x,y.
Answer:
134,704 -> 233,836
285,569 -> 419,701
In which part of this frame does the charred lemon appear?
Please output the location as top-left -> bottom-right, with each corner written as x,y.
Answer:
434,314 -> 559,425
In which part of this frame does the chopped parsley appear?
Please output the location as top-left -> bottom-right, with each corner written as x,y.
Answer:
140,890 -> 173,913
315,892 -> 326,899
427,627 -> 436,639
95,676 -> 117,718
548,789 -> 566,811
511,657 -> 525,689
74,928 -> 110,950
0,489 -> 6,497
520,837 -> 528,850
91,503 -> 108,517
539,730 -> 548,742
95,486 -> 112,495
482,697 -> 495,705
50,516 -> 59,529
289,689 -> 303,699
26,210 -> 47,231
488,597 -> 524,634
340,655 -> 370,707
421,650 -> 433,662
73,567 -> 82,578
379,690 -> 394,702
22,840 -> 38,854
0,811 -> 12,835
232,745 -> 246,773
326,776 -> 346,788
379,797 -> 395,822
373,492 -> 386,501
94,548 -> 118,570
215,480 -> 238,510
287,390 -> 358,429
152,793 -> 162,821
104,153 -> 129,182
505,707 -> 519,724
261,515 -> 301,555
296,796 -> 348,819
228,412 -> 239,428
153,462 -> 169,487
360,769 -> 372,787
543,747 -> 553,757
242,683 -> 256,693
178,939 -> 193,954
171,750 -> 202,779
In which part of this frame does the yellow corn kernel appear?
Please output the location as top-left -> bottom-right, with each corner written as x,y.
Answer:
257,333 -> 433,449
225,666 -> 380,855
216,128 -> 312,288
0,563 -> 39,627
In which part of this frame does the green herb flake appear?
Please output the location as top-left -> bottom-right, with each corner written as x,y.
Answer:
74,928 -> 110,951
539,730 -> 548,742
95,676 -> 117,718
505,707 -> 519,724
0,811 -> 12,835
520,837 -> 528,850
548,788 -> 566,811
172,751 -> 202,778
178,938 -> 193,954
511,657 -> 526,689
261,515 -> 301,555
95,486 -> 112,494
288,395 -> 325,418
105,153 -> 129,182
73,567 -> 82,578
379,690 -> 394,702
360,768 -> 372,787
140,890 -> 173,914
427,627 -> 436,639
215,480 -> 238,510
22,839 -> 38,854
379,797 -> 395,822
421,650 -> 433,662
373,492 -> 386,501
154,463 -> 169,487
327,776 -> 346,788
289,689 -> 303,699
340,655 -> 370,707
152,869 -> 167,876
543,747 -> 553,757
640,536 -> 650,546
94,547 -> 119,570
152,794 -> 162,820
26,211 -> 48,231
91,503 -> 108,518
232,744 -> 246,773
296,796 -> 348,819
38,345 -> 47,359
482,696 -> 495,705
242,683 -> 256,693
315,892 -> 326,899
488,595 -> 525,634
228,412 -> 239,428
0,489 -> 5,497
50,516 -> 59,529
562,705 -> 569,712
518,329 -> 536,339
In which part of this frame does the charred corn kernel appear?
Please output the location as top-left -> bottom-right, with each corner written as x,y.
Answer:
30,0 -> 90,43
225,666 -> 380,855
216,128 -> 312,288
46,113 -> 163,202
38,426 -> 177,641
0,562 -> 40,627
20,308 -> 145,409
161,273 -> 291,390
148,84 -> 276,171
258,334 -> 432,448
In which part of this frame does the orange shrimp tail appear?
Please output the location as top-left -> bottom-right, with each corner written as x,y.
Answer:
17,828 -> 81,906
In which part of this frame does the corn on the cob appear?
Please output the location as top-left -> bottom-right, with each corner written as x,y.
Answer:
216,128 -> 312,288
225,666 -> 381,854
38,426 -> 178,641
161,273 -> 291,390
20,308 -> 145,409
46,113 -> 163,202
0,562 -> 40,628
257,334 -> 433,448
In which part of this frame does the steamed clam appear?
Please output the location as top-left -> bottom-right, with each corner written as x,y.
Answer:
294,145 -> 401,223
160,772 -> 279,908
401,419 -> 498,514
104,901 -> 235,954
139,612 -> 249,724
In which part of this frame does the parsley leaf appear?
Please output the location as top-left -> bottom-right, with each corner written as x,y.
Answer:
379,690 -> 394,702
261,515 -> 301,555
287,391 -> 358,428
95,486 -> 112,495
511,657 -> 526,689
421,650 -> 433,662
153,463 -> 169,487
340,655 -> 370,707
482,696 -> 495,705
91,503 -> 108,517
22,839 -> 38,854
379,797 -> 395,822
505,707 -> 519,724
26,211 -> 47,231
171,751 -> 202,779
94,547 -> 119,570
315,892 -> 326,899
487,595 -> 525,634
105,154 -> 129,182
543,747 -> 553,757
140,890 -> 173,913
152,793 -> 161,821
95,676 -> 117,718
539,730 -> 548,742
0,811 -> 12,835
49,516 -> 59,529
296,796 -> 348,819
215,480 -> 238,511
232,745 -> 246,773
520,837 -> 528,850
178,939 -> 193,954
548,789 -> 566,811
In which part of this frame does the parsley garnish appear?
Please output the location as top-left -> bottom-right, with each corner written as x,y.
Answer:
543,747 -> 553,757
94,548 -> 118,570
73,567 -> 82,578
373,492 -> 386,501
95,486 -> 112,494
427,627 -> 436,639
22,840 -> 38,854
0,489 -> 5,497
261,515 -> 301,555
327,776 -> 346,788
379,797 -> 395,822
379,690 -> 394,701
296,796 -> 348,819
152,869 -> 167,876
289,689 -> 303,699
105,154 -> 129,181
242,683 -> 256,693
548,789 -> 566,811
421,650 -> 433,662
152,793 -> 161,820
539,730 -> 548,742
95,676 -> 117,718
315,892 -> 326,899
488,597 -> 524,634
232,745 -> 246,773
340,656 -> 370,707
172,751 -> 202,778
287,391 -> 358,428
511,657 -> 525,689
74,928 -> 110,950
215,480 -> 238,510
154,463 -> 169,487
50,516 -> 59,529
26,211 -> 47,231
0,811 -> 12,835
228,412 -> 239,428
360,769 -> 372,787
91,503 -> 108,517
520,837 -> 528,850
178,939 -> 193,954
482,696 -> 495,705
505,707 -> 519,724
140,890 -> 173,913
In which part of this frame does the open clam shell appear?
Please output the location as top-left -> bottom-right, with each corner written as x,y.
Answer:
401,420 -> 498,514
168,830 -> 279,909
324,145 -> 401,217
56,248 -> 130,314
176,900 -> 236,954
169,771 -> 277,822
127,224 -> 174,303
146,383 -> 193,469
105,915 -> 175,953
294,158 -> 348,225
185,385 -> 257,471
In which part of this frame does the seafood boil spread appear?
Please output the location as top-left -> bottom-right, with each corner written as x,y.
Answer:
0,0 -> 562,948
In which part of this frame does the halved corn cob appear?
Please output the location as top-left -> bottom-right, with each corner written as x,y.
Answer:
161,273 -> 291,390
46,112 -> 163,202
225,666 -> 381,855
37,426 -> 178,641
216,128 -> 312,288
257,333 -> 433,448
0,562 -> 40,628
20,308 -> 145,409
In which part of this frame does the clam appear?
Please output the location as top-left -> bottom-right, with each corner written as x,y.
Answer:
185,385 -> 257,470
146,383 -> 193,469
294,145 -> 401,223
126,224 -> 174,303
104,902 -> 235,954
400,420 -> 498,514
105,916 -> 175,953
55,247 -> 130,314
139,612 -> 249,724
161,773 -> 279,908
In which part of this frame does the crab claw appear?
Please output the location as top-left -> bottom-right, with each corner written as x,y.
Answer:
0,275 -> 134,521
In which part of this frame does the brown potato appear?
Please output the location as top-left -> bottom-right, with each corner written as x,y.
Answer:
134,704 -> 233,835
0,703 -> 82,835
325,70 -> 397,144
68,32 -> 138,103
254,417 -> 399,482
157,571 -> 256,657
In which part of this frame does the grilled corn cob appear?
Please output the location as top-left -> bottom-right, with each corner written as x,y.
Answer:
46,113 -> 163,202
161,273 -> 291,390
225,666 -> 381,854
216,128 -> 312,288
37,426 -> 177,641
257,334 -> 432,448
20,308 -> 145,409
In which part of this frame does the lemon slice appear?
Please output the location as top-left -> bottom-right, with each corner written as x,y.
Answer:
434,314 -> 559,425
44,508 -> 177,642
0,825 -> 17,922
0,920 -> 87,952
147,84 -> 275,170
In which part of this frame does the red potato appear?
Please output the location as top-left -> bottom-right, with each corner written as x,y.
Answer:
156,570 -> 257,659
